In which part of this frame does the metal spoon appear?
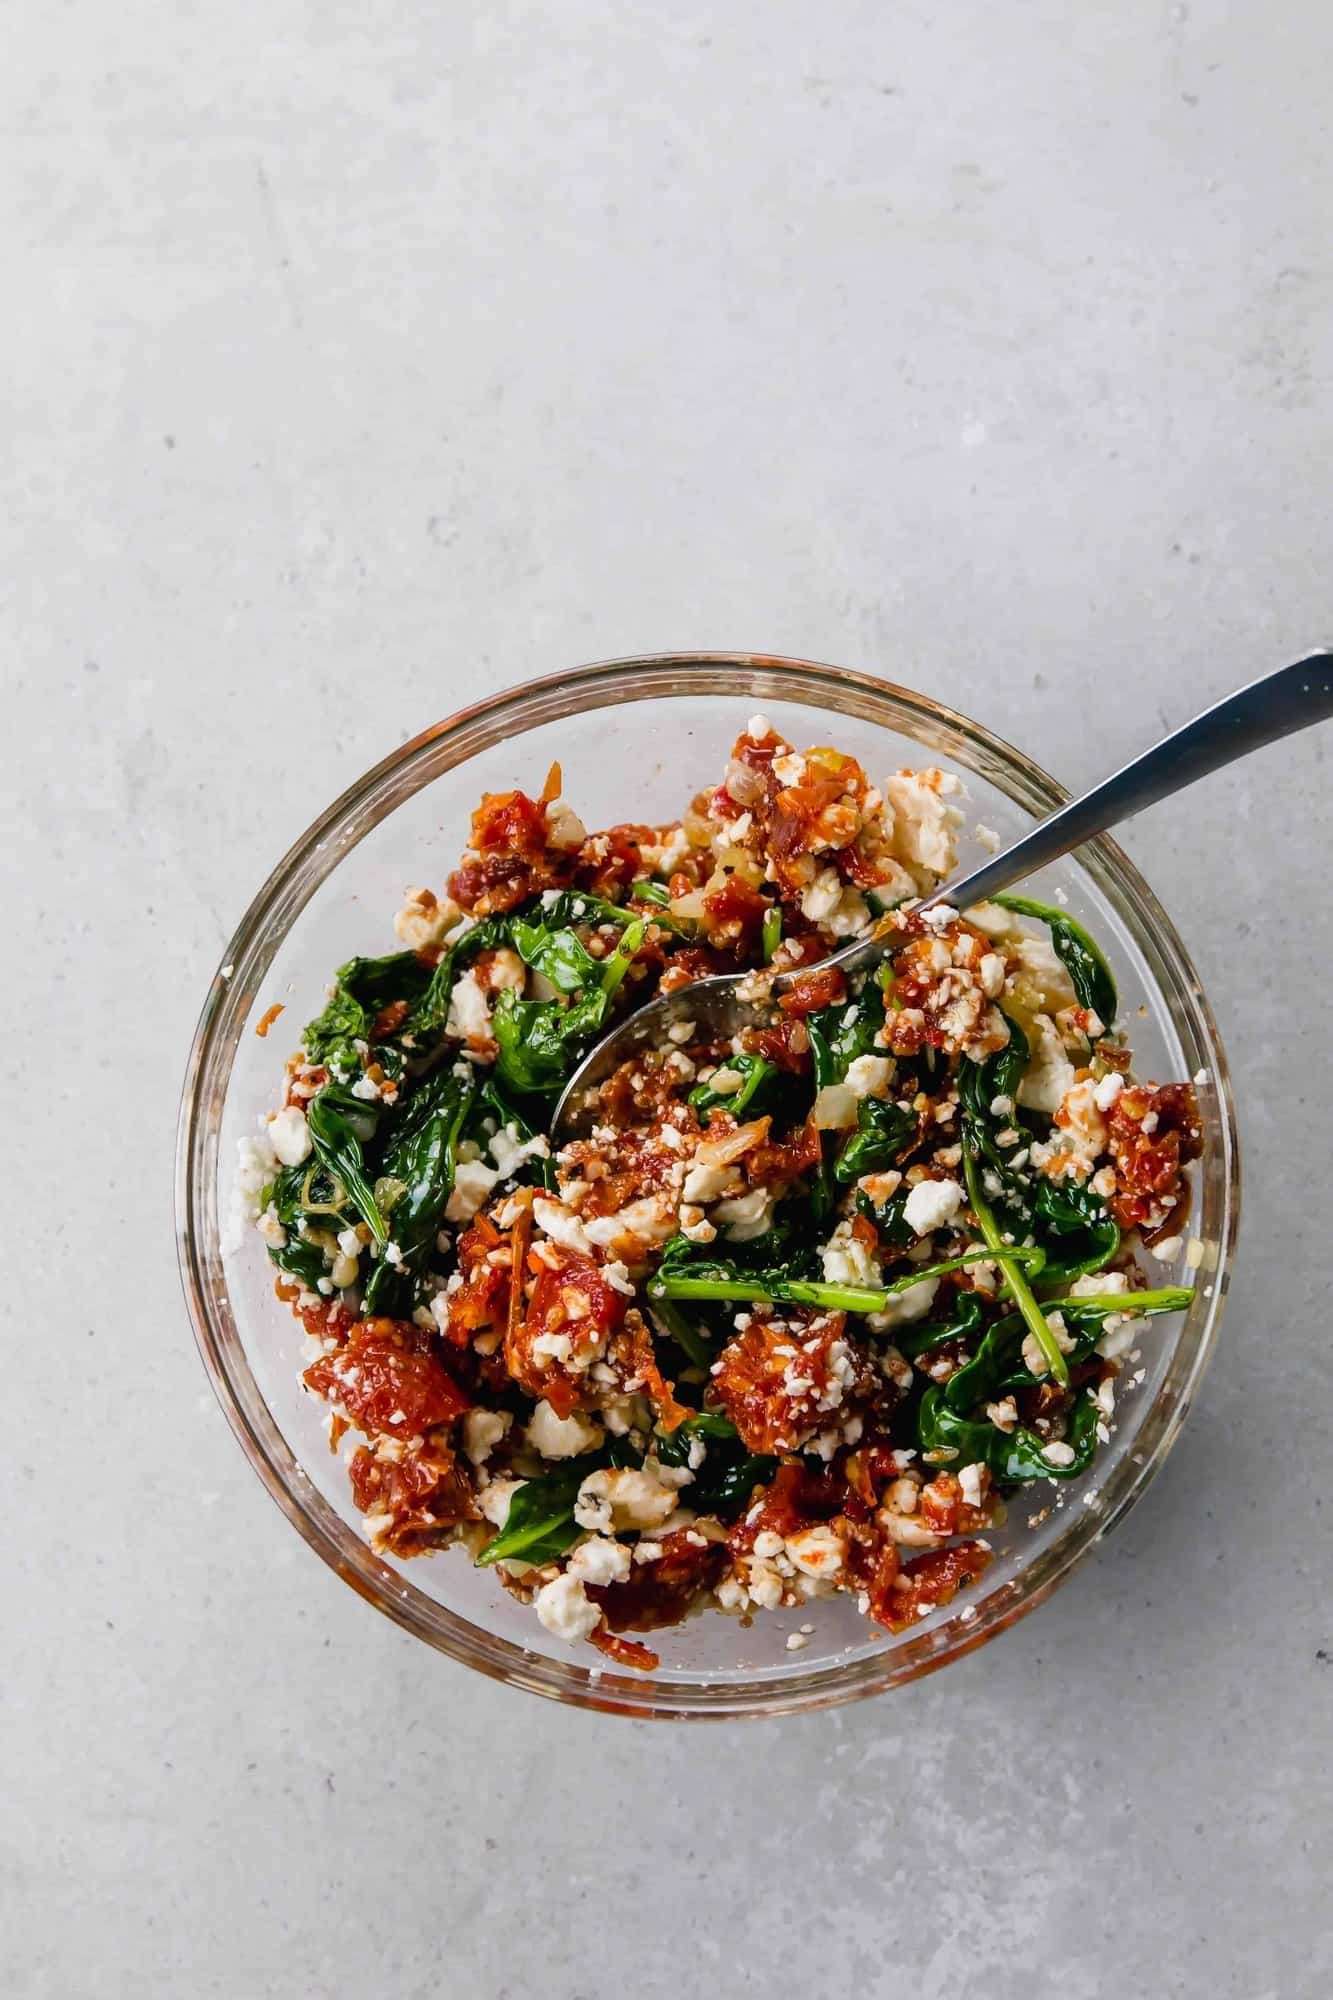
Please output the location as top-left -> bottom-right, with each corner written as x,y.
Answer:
553,650 -> 1333,1137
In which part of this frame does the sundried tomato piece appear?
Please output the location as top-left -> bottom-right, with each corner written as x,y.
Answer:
575,825 -> 649,901
701,874 -> 769,945
370,997 -> 411,1041
727,1460 -> 849,1557
739,1017 -> 811,1077
348,1442 -> 479,1554
879,1542 -> 992,1632
1107,1081 -> 1202,1231
711,1311 -> 865,1454
506,1255 -> 629,1416
587,1528 -> 724,1633
606,1309 -> 691,1431
747,1115 -> 822,1186
470,787 -> 549,855
777,964 -> 849,1016
304,1318 -> 471,1437
589,1625 -> 660,1673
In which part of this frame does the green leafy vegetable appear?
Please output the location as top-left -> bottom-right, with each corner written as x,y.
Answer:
492,917 -> 647,1096
630,878 -> 671,908
362,1070 -> 475,1314
995,893 -> 1117,1028
471,1079 -> 557,1192
833,1095 -> 917,1184
855,1185 -> 913,1247
918,1385 -> 1100,1482
302,951 -> 433,1069
648,1239 -> 1041,1317
509,917 -> 601,995
403,914 -> 515,1044
265,1234 -> 329,1290
647,1297 -> 715,1371
688,1052 -> 779,1119
1031,1178 -> 1120,1284
473,1464 -> 590,1568
894,1290 -> 985,1361
306,1084 -> 390,1249
957,1014 -> 1030,1182
654,1411 -> 775,1512
807,979 -> 887,1089
473,1435 -> 645,1567
961,1146 -> 1068,1386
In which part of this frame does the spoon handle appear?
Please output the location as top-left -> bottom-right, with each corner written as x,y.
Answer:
791,649 -> 1333,989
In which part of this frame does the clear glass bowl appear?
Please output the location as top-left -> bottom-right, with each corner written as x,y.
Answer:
175,654 -> 1240,1718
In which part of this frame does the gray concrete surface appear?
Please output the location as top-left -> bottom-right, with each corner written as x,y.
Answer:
5,3 -> 1331,1995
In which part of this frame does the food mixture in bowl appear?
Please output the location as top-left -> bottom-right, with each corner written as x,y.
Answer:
229,717 -> 1201,1672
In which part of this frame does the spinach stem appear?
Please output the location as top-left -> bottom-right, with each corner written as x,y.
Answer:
963,1146 -> 1069,1386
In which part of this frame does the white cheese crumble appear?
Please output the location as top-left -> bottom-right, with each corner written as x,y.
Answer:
268,1105 -> 313,1168
445,1158 -> 501,1223
462,1409 -> 511,1465
533,1571 -> 601,1643
902,1177 -> 964,1237
445,968 -> 492,1042
526,1400 -> 604,1460
574,1465 -> 681,1533
844,1054 -> 893,1099
567,1538 -> 632,1586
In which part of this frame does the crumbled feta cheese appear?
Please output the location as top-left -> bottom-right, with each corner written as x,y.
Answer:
533,1571 -> 601,1643
255,1203 -> 287,1250
866,1277 -> 940,1330
978,952 -> 1006,999
531,1197 -> 594,1255
785,1524 -> 845,1579
479,1477 -> 522,1527
1041,1441 -> 1076,1468
1022,1311 -> 1077,1377
268,1105 -> 313,1168
821,1220 -> 882,1289
713,1184 -> 775,1242
462,1409 -> 511,1466
902,1177 -> 965,1237
489,1122 -> 551,1179
1070,1270 -> 1128,1298
681,1159 -> 741,1205
845,1054 -> 893,1099
567,1538 -> 632,1586
958,1462 -> 984,1509
526,1400 -> 604,1460
222,1129 -> 280,1253
747,713 -> 774,741
1150,1233 -> 1184,1263
812,1083 -> 859,1130
445,1158 -> 501,1223
1018,1013 -> 1078,1115
883,771 -> 963,877
445,968 -> 492,1041
583,1196 -> 676,1250
574,1465 -> 680,1533
1093,1071 -> 1125,1113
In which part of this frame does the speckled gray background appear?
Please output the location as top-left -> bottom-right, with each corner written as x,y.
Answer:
6,3 -> 1331,1995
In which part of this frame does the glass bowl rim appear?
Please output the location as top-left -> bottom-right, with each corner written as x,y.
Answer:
175,651 -> 1240,1719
